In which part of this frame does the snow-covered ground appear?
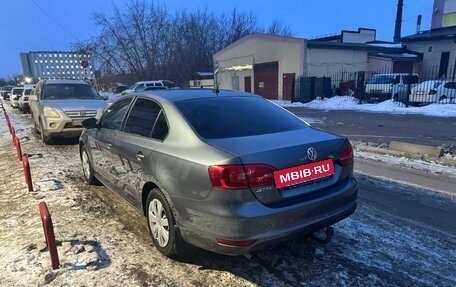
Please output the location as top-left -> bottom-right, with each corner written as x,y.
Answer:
1,101 -> 455,286
273,96 -> 456,117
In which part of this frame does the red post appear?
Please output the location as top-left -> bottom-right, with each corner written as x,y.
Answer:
15,136 -> 22,160
22,156 -> 33,192
38,202 -> 60,270
5,114 -> 12,134
10,126 -> 15,142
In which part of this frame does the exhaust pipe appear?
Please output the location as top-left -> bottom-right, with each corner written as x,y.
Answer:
312,226 -> 334,243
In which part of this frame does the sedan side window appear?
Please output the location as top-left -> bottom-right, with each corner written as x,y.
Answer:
151,111 -> 169,140
123,98 -> 161,137
100,97 -> 132,130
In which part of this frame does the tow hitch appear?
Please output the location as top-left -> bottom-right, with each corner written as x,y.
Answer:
311,226 -> 334,244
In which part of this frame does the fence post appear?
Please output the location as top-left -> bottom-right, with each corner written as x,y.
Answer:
38,202 -> 60,270
22,156 -> 33,192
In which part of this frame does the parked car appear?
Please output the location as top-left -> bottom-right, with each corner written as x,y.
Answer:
79,89 -> 358,258
10,87 -> 24,108
121,80 -> 175,95
434,81 -> 456,103
29,79 -> 107,144
408,80 -> 446,105
1,86 -> 13,100
18,87 -> 34,113
142,86 -> 168,91
364,73 -> 419,102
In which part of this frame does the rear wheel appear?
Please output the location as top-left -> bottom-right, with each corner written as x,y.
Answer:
146,189 -> 195,258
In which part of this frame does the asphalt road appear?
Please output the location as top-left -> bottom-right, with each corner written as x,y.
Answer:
287,107 -> 456,147
355,158 -> 456,236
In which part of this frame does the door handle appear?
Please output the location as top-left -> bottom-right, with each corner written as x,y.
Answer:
136,152 -> 145,161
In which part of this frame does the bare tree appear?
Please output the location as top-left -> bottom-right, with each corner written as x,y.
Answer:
266,20 -> 294,37
75,0 -> 293,88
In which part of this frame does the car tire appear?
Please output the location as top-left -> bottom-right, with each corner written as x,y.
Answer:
146,189 -> 194,258
80,145 -> 99,185
39,119 -> 52,144
33,117 -> 40,135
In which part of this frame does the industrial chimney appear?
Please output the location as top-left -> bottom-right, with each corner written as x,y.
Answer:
394,0 -> 404,42
416,15 -> 422,33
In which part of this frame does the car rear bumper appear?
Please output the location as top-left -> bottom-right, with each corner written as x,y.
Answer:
176,177 -> 358,255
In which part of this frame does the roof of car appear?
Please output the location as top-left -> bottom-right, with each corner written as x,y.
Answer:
43,79 -> 90,85
133,89 -> 258,102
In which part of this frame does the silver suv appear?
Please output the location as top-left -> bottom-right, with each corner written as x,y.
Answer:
29,79 -> 107,144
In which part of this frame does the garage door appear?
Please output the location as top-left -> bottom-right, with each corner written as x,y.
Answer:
254,62 -> 278,99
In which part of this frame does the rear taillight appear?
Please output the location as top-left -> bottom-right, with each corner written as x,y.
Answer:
208,164 -> 275,189
339,143 -> 354,166
428,90 -> 437,95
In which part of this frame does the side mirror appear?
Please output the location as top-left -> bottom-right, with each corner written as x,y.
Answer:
100,94 -> 109,100
82,118 -> 98,129
29,94 -> 38,102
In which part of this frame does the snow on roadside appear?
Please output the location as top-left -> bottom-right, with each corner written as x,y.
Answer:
273,96 -> 456,117
355,150 -> 456,177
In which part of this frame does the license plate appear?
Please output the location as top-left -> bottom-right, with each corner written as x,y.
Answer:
273,159 -> 335,189
72,119 -> 83,126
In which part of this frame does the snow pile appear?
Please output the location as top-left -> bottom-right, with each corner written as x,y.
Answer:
273,96 -> 456,117
302,96 -> 360,110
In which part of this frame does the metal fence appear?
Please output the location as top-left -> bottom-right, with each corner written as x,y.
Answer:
295,67 -> 456,105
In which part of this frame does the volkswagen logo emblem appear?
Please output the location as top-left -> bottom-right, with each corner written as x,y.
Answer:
307,147 -> 318,161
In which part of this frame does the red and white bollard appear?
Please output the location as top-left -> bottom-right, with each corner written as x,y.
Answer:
38,202 -> 60,270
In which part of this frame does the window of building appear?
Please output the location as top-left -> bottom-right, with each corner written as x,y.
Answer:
444,13 -> 456,27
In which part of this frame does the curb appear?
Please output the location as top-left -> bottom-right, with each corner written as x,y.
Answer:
353,142 -> 456,167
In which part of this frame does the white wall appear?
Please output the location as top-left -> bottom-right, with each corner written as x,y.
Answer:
306,48 -> 369,76
406,40 -> 456,77
342,29 -> 376,44
214,34 -> 306,99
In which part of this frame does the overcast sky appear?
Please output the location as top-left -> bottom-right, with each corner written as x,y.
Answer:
1,0 -> 433,79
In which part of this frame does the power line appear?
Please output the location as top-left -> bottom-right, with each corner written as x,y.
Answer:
30,0 -> 80,42
45,0 -> 92,31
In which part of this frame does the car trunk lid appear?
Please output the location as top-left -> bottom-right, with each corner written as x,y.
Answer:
207,128 -> 349,205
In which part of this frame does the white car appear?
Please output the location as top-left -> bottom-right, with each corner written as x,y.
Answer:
435,81 -> 456,104
10,87 -> 24,108
120,80 -> 174,95
408,80 -> 446,105
18,87 -> 34,113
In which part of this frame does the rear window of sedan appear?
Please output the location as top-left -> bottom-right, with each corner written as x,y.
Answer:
175,97 -> 308,139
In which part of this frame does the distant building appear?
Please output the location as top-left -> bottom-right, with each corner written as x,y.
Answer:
214,32 -> 419,100
189,72 -> 215,89
431,0 -> 456,29
20,51 -> 94,82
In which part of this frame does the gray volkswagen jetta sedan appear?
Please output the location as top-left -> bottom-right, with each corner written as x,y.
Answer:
79,89 -> 358,258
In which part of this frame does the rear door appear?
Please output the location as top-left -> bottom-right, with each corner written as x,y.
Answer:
110,97 -> 168,206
